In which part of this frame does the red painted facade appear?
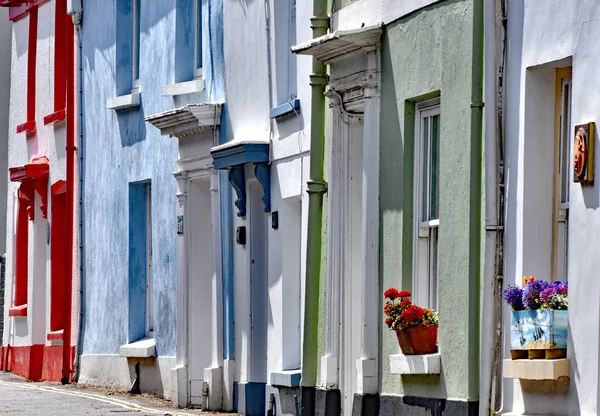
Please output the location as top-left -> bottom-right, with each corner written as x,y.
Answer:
2,0 -> 77,384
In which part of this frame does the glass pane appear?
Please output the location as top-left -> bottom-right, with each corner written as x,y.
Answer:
421,117 -> 429,222
560,81 -> 571,204
430,115 -> 440,220
133,0 -> 140,81
196,0 -> 203,69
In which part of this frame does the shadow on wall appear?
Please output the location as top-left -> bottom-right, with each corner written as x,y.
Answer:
117,101 -> 147,147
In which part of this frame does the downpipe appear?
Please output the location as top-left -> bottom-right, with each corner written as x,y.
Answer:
481,0 -> 507,413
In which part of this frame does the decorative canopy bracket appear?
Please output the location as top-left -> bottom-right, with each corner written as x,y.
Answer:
228,166 -> 247,217
254,163 -> 271,213
211,142 -> 270,217
9,156 -> 50,219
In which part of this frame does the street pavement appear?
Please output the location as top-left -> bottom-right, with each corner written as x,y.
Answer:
0,371 -> 220,415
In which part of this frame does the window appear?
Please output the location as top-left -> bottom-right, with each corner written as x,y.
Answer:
128,181 -> 152,342
413,99 -> 440,310
273,0 -> 297,106
174,0 -> 203,83
553,69 -> 572,281
132,0 -> 141,91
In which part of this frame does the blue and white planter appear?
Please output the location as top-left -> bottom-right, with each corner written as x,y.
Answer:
510,309 -> 568,350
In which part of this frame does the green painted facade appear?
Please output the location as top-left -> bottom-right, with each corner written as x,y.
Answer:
379,0 -> 483,402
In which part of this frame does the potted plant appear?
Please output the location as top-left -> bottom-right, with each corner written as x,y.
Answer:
504,277 -> 568,358
384,288 -> 439,355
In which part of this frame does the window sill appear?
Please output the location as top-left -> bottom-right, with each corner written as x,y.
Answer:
503,358 -> 570,380
8,304 -> 28,317
16,121 -> 36,134
270,99 -> 301,119
270,369 -> 301,387
162,78 -> 205,97
119,337 -> 156,358
107,92 -> 141,110
47,330 -> 64,341
389,352 -> 440,375
43,109 -> 66,125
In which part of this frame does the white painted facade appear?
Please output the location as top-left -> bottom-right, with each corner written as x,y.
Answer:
221,0 -> 312,412
2,0 -> 80,370
0,9 -> 10,258
496,1 -> 600,415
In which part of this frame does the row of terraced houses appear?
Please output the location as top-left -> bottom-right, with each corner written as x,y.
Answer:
1,0 -> 600,415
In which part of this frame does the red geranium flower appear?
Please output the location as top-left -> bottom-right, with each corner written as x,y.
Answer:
398,290 -> 411,298
385,317 -> 393,327
384,288 -> 401,300
401,305 -> 425,323
400,298 -> 411,309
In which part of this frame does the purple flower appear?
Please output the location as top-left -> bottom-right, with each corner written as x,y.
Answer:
524,280 -> 549,310
503,285 -> 525,311
539,286 -> 557,303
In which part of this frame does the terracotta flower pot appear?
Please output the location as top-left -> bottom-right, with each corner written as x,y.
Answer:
395,325 -> 438,355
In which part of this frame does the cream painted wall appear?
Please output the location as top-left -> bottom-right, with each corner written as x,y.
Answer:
503,1 -> 600,415
223,0 -> 311,393
2,1 -> 75,350
0,9 -> 10,257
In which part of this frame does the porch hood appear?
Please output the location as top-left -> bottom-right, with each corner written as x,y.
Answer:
145,103 -> 223,138
291,24 -> 383,63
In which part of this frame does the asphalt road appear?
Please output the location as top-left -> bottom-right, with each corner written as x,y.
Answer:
0,371 -> 214,416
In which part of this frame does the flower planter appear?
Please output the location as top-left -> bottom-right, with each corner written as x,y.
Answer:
395,325 -> 438,355
510,310 -> 568,351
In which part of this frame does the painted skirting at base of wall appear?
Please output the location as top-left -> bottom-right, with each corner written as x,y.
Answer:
236,381 -> 266,416
378,395 -> 479,416
267,384 -> 300,416
306,389 -> 478,416
78,354 -> 175,400
0,344 -> 75,382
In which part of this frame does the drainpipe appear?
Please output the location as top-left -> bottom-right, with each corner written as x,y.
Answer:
71,7 -> 84,382
481,0 -> 506,413
61,5 -> 77,385
300,0 -> 328,414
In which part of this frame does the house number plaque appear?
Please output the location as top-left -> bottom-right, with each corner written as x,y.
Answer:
177,215 -> 184,235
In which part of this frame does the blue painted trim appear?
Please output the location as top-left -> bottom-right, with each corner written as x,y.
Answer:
115,0 -> 134,95
219,106 -> 235,360
237,382 -> 266,416
128,182 -> 149,343
254,163 -> 271,213
228,166 -> 246,218
269,98 -> 300,119
211,143 -> 269,170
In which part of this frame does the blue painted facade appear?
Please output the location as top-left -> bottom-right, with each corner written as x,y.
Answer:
80,0 -> 226,369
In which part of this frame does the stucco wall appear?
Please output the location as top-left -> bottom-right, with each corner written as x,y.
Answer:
379,0 -> 481,401
502,1 -> 600,415
0,9 -> 10,257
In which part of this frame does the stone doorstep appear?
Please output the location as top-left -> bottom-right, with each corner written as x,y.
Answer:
503,358 -> 570,380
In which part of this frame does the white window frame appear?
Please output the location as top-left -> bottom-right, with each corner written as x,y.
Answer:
556,77 -> 571,281
413,98 -> 440,310
146,184 -> 154,336
193,0 -> 203,79
132,0 -> 141,92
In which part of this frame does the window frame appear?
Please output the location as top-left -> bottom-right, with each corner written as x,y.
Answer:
552,68 -> 572,282
193,0 -> 203,79
145,184 -> 153,337
412,98 -> 441,311
131,0 -> 141,92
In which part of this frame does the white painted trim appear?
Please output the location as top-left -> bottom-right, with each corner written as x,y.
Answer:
389,353 -> 441,375
106,92 -> 141,110
412,99 -> 441,310
162,78 -> 205,97
119,337 -> 156,358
